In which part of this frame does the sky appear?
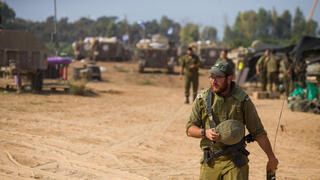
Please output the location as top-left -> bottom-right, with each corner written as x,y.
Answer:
4,0 -> 320,40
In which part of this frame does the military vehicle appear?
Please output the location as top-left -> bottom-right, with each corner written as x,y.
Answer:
188,41 -> 225,68
136,34 -> 178,73
307,56 -> 320,83
73,60 -> 101,81
72,37 -> 130,61
0,29 -> 48,92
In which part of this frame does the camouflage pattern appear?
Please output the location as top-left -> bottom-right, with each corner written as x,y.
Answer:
200,162 -> 248,180
215,119 -> 245,145
216,58 -> 235,77
256,56 -> 267,91
265,55 -> 280,92
294,60 -> 307,88
186,83 -> 266,178
180,54 -> 200,98
280,58 -> 294,96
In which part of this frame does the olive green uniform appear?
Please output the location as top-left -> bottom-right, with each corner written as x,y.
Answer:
294,60 -> 307,88
186,83 -> 266,180
216,58 -> 235,77
180,54 -> 200,99
256,56 -> 267,91
280,58 -> 293,96
265,55 -> 280,92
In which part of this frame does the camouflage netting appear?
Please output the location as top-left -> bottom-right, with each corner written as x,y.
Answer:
288,94 -> 320,114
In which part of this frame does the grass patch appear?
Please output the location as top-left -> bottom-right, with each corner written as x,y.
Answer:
69,79 -> 97,96
138,79 -> 155,86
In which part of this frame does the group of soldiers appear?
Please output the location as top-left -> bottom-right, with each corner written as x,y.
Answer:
255,49 -> 306,96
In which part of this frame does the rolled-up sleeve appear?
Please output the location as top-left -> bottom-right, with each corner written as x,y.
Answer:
185,99 -> 202,135
243,98 -> 267,138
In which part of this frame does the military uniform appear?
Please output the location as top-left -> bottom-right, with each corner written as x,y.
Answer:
294,60 -> 307,88
186,82 -> 266,180
256,56 -> 267,91
265,55 -> 280,92
180,54 -> 200,100
280,58 -> 294,96
216,58 -> 235,77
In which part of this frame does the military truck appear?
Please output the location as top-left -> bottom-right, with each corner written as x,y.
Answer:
188,41 -> 225,68
136,34 -> 178,73
0,29 -> 48,92
72,37 -> 130,61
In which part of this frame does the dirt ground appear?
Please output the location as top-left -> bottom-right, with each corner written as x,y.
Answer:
0,61 -> 319,180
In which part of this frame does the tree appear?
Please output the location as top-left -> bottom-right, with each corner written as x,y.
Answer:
200,26 -> 217,41
179,23 -> 199,44
305,20 -> 318,36
256,8 -> 272,39
233,10 -> 258,41
0,2 -> 15,27
292,7 -> 306,36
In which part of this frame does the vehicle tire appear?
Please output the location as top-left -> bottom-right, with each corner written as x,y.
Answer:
167,66 -> 174,74
138,65 -> 144,73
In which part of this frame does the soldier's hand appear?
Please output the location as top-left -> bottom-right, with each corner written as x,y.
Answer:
179,74 -> 183,80
189,64 -> 194,69
205,128 -> 220,142
267,156 -> 279,174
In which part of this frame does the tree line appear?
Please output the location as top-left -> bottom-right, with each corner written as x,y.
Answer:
1,2 -> 319,56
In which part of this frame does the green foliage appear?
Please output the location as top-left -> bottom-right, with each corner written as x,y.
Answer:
224,6 -> 319,47
179,23 -> 199,43
201,26 -> 217,41
0,2 -> 15,26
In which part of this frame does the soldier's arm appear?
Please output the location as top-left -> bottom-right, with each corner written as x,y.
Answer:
242,97 -> 278,173
255,135 -> 279,174
186,98 -> 202,137
242,96 -> 266,138
186,98 -> 218,140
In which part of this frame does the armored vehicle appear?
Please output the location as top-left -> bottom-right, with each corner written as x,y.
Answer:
0,29 -> 48,91
188,41 -> 225,68
136,34 -> 178,73
72,37 -> 130,61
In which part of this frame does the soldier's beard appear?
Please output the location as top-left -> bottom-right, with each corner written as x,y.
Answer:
211,80 -> 228,94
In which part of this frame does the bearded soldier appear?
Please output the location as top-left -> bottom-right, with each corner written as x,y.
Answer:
186,61 -> 278,179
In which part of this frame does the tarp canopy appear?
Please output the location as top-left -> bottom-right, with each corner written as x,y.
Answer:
253,42 -> 294,57
47,56 -> 71,65
291,36 -> 320,62
0,30 -> 47,51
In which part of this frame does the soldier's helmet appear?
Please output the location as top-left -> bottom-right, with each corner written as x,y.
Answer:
215,119 -> 245,145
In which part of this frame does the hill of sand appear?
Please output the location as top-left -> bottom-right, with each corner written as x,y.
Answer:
0,61 -> 319,180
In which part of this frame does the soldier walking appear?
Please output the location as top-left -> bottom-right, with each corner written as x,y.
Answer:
255,49 -> 269,91
180,47 -> 200,104
186,61 -> 278,180
280,53 -> 294,97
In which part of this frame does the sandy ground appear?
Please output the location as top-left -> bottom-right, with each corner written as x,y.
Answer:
0,61 -> 320,180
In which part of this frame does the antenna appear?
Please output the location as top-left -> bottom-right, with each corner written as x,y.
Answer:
308,0 -> 318,21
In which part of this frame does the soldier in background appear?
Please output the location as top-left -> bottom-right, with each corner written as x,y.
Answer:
265,50 -> 280,92
294,60 -> 307,88
180,47 -> 200,104
255,49 -> 269,91
216,49 -> 235,77
280,53 -> 294,97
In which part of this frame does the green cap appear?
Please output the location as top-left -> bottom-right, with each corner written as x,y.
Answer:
215,119 -> 245,145
209,61 -> 233,76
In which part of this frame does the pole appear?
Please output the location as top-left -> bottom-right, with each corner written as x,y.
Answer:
308,0 -> 318,21
54,0 -> 58,56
